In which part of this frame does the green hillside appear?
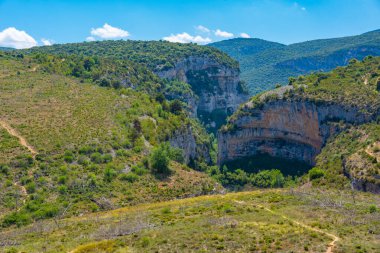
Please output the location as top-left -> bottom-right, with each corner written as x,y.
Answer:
222,56 -> 380,192
0,52 -> 217,227
24,40 -> 239,72
210,29 -> 380,94
1,189 -> 379,253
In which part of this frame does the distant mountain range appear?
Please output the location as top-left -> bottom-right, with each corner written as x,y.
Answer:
0,47 -> 15,51
209,29 -> 380,94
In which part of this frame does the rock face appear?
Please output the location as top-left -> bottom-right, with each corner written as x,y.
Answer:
218,99 -> 375,166
156,56 -> 249,129
169,123 -> 211,166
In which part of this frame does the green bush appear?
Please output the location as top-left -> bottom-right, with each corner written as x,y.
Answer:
58,185 -> 68,194
104,166 -> 117,182
91,152 -> 103,164
131,165 -> 148,176
33,204 -> 59,219
168,147 -> 184,164
150,144 -> 170,174
58,175 -> 67,185
308,167 -> 325,180
369,204 -> 378,213
2,211 -> 31,227
251,169 -> 285,188
26,182 -> 36,194
0,164 -> 9,175
120,172 -> 139,182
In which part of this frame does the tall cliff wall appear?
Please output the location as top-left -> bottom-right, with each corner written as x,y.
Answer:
218,98 -> 375,166
156,56 -> 249,130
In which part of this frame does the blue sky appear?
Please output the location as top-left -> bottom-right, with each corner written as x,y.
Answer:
0,0 -> 379,48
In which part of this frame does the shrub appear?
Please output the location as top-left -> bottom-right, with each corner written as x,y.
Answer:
369,204 -> 378,213
150,144 -> 170,174
0,164 -> 9,175
58,185 -> 68,194
168,147 -> 184,163
131,165 -> 148,176
91,152 -> 103,163
120,172 -> 139,182
78,155 -> 90,166
169,99 -> 183,115
251,170 -> 285,188
102,154 -> 113,163
308,167 -> 325,180
34,204 -> 59,219
58,175 -> 67,185
79,145 -> 95,155
2,212 -> 31,227
104,166 -> 117,182
63,150 -> 75,163
26,182 -> 36,193
161,207 -> 171,214
13,155 -> 34,168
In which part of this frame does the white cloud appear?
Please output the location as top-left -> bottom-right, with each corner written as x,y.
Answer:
90,23 -> 130,39
240,33 -> 251,38
86,36 -> 96,42
294,2 -> 306,11
0,27 -> 37,49
163,32 -> 211,44
215,29 -> 234,38
41,38 -> 53,46
196,25 -> 210,33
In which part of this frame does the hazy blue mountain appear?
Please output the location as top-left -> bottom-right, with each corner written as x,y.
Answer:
210,29 -> 380,94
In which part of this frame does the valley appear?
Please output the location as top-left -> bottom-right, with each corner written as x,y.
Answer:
0,27 -> 379,253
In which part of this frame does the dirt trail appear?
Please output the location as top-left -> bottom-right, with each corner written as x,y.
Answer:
0,120 -> 38,156
235,200 -> 340,253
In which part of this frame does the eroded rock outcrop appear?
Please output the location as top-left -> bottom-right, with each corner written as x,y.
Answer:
218,96 -> 375,166
156,56 -> 249,129
169,123 -> 212,166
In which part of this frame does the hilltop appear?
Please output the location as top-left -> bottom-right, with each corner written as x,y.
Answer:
24,40 -> 248,131
210,29 -> 380,94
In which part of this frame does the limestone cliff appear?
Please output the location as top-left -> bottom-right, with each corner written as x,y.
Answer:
218,56 -> 380,192
169,123 -> 212,166
218,95 -> 374,166
156,56 -> 249,130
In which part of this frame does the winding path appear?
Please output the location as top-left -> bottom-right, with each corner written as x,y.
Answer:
0,120 -> 38,156
234,200 -> 339,253
0,120 -> 35,206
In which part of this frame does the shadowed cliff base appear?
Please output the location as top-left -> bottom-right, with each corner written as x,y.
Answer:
222,153 -> 312,177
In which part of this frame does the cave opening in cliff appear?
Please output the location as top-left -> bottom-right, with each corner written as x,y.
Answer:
221,153 -> 312,177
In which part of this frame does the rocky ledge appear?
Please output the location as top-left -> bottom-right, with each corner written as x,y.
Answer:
218,93 -> 376,166
156,56 -> 249,130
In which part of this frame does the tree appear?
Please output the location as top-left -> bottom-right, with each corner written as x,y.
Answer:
83,57 -> 95,71
155,93 -> 165,104
308,167 -> 325,180
150,144 -> 170,174
288,77 -> 296,86
170,100 -> 182,115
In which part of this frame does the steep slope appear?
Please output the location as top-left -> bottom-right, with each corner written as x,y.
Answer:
315,123 -> 380,193
24,40 -> 249,130
219,56 -> 380,191
0,53 -> 220,226
210,29 -> 380,94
